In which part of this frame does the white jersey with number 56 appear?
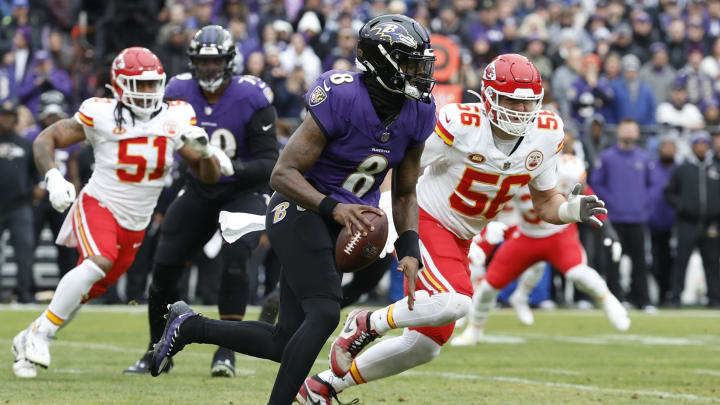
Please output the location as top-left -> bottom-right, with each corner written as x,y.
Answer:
417,102 -> 566,240
73,97 -> 192,230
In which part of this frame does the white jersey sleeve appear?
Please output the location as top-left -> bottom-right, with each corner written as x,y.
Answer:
528,110 -> 565,191
516,153 -> 587,238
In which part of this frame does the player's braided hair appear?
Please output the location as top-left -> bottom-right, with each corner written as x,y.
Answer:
113,98 -> 170,130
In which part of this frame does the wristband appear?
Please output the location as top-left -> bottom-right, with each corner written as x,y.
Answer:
394,230 -> 423,268
319,196 -> 340,221
557,201 -> 574,223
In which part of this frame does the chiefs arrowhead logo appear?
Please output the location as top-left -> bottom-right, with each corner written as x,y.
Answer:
483,61 -> 497,81
525,150 -> 544,171
468,153 -> 486,164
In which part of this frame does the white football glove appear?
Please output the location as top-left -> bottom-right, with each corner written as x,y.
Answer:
378,190 -> 398,258
45,168 -> 76,212
484,221 -> 508,245
209,145 -> 234,176
467,236 -> 487,280
603,237 -> 623,263
180,126 -> 211,158
558,183 -> 607,227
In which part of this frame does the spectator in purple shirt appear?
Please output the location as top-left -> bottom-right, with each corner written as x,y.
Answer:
648,134 -> 678,306
590,119 -> 653,310
17,50 -> 71,116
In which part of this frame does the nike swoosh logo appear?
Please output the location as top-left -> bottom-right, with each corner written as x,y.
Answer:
323,81 -> 331,92
133,242 -> 142,249
445,114 -> 451,124
343,322 -> 356,334
261,124 -> 273,131
307,385 -> 324,405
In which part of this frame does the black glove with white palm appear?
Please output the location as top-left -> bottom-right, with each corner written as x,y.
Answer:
558,183 -> 607,227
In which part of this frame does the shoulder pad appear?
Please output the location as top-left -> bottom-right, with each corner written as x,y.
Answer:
533,110 -> 565,153
166,100 -> 196,125
435,102 -> 484,146
173,72 -> 193,81
75,97 -> 116,127
235,75 -> 273,105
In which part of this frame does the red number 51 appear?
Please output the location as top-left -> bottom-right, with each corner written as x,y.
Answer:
117,137 -> 167,182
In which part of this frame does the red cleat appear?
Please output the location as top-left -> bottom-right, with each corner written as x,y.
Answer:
296,375 -> 357,405
329,309 -> 378,377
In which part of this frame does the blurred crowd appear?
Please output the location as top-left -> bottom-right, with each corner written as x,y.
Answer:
1,0 -> 720,308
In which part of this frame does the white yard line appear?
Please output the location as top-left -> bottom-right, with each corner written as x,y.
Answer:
2,337 -> 717,402
534,367 -> 583,375
405,371 -> 720,403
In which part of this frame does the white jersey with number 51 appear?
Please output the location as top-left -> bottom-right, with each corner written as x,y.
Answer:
417,102 -> 566,240
74,97 -> 193,230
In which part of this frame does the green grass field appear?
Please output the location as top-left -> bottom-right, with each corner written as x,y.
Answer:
2,304 -> 719,405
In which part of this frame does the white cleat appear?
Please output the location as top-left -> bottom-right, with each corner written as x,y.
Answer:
12,330 -> 37,378
454,314 -> 468,328
602,294 -> 631,331
13,358 -> 37,378
509,291 -> 534,326
24,329 -> 51,368
450,325 -> 484,346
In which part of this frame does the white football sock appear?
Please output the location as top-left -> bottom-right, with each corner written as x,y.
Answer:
370,291 -> 471,335
565,265 -> 609,301
33,260 -> 104,336
515,262 -> 546,296
322,329 -> 442,392
470,280 -> 500,329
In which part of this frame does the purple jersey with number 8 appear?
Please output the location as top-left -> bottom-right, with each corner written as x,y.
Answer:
304,70 -> 436,207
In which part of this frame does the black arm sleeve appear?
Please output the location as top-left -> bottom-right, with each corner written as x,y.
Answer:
231,105 -> 280,188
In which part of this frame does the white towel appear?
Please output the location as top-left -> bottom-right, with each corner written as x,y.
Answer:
218,211 -> 266,244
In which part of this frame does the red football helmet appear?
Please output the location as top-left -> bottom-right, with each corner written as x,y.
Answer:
480,54 -> 543,137
107,47 -> 166,117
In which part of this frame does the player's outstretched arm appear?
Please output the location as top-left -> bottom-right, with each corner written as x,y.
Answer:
529,183 -> 607,227
33,118 -> 85,175
270,113 -> 382,234
391,143 -> 425,310
178,146 -> 222,184
33,118 -> 85,212
178,126 -> 222,184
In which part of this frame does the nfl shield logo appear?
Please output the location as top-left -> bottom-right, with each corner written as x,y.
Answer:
503,161 -> 511,170
381,131 -> 390,142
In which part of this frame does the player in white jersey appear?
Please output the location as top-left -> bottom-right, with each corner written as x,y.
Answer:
11,47 -> 232,378
297,54 -> 607,404
450,154 -> 630,347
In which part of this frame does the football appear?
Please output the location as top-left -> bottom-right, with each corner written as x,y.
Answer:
334,211 -> 389,273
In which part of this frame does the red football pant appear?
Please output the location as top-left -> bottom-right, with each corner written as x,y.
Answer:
485,224 -> 585,290
72,192 -> 145,301
408,207 -> 473,345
